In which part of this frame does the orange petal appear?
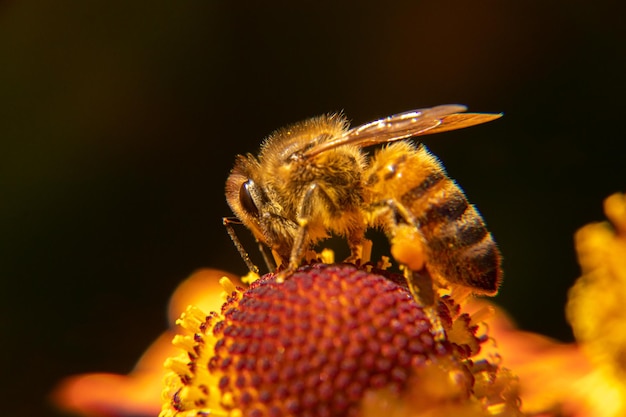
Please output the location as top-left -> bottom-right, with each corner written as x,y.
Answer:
51,331 -> 177,417
167,268 -> 242,325
477,299 -> 593,416
52,268 -> 241,417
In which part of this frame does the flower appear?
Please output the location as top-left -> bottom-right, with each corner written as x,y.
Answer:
159,263 -> 522,417
52,263 -> 521,417
564,193 -> 626,417
487,193 -> 626,417
53,193 -> 626,417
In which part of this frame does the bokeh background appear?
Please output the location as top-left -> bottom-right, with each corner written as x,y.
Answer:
1,1 -> 624,416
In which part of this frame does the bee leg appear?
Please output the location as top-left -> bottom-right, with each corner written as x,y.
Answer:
223,216 -> 260,275
258,243 -> 277,273
405,268 -> 436,305
369,199 -> 447,340
344,227 -> 366,264
276,182 -> 323,283
406,268 -> 446,341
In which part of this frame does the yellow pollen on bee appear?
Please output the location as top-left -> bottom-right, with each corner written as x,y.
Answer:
390,225 -> 425,271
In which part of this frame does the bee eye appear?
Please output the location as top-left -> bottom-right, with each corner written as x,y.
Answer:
239,179 -> 259,217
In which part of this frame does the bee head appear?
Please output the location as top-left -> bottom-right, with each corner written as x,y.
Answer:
225,154 -> 267,243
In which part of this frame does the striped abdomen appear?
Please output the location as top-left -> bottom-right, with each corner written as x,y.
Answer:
365,142 -> 502,294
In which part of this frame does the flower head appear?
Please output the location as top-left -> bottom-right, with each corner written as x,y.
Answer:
160,263 -> 521,417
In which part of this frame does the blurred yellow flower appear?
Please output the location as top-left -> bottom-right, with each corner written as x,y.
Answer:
488,193 -> 626,417
565,193 -> 626,417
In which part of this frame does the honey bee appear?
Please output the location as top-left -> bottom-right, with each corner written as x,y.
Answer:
224,104 -> 502,314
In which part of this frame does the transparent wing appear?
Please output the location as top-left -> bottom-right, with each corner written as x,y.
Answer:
304,104 -> 502,158
419,112 -> 503,135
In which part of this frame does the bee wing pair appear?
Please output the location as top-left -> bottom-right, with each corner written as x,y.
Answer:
304,104 -> 502,158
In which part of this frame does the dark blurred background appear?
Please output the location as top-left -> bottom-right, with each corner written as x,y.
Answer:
1,1 -> 624,415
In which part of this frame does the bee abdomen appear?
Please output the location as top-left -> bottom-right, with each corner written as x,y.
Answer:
457,238 -> 501,293
416,187 -> 502,294
400,171 -> 446,202
428,208 -> 489,251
